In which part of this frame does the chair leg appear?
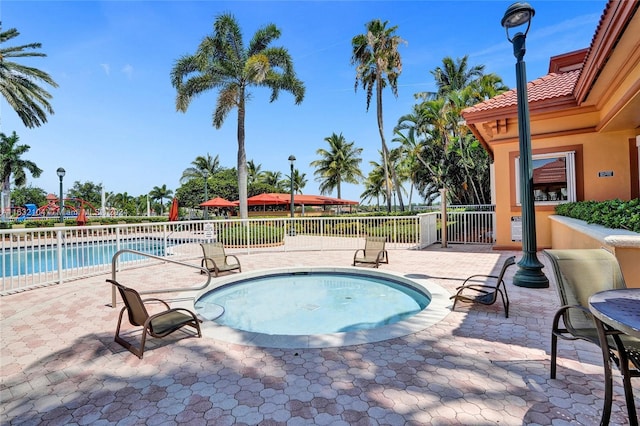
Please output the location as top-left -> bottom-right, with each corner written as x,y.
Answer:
594,318 -> 613,426
612,333 -> 639,426
114,307 -> 145,359
550,333 -> 558,379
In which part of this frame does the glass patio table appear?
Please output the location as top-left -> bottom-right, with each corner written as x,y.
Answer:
589,288 -> 640,426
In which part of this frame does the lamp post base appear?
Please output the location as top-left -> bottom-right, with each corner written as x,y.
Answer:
513,257 -> 549,288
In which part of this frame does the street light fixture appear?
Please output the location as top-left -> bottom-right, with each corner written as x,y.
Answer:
288,155 -> 296,235
56,167 -> 66,223
203,169 -> 209,220
502,2 -> 548,288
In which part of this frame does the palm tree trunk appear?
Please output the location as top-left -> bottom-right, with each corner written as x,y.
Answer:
375,77 -> 404,212
237,92 -> 248,219
375,77 -> 392,212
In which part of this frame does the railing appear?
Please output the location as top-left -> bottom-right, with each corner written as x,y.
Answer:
1,210 -> 494,294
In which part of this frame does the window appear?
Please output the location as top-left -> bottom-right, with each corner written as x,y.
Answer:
515,151 -> 576,205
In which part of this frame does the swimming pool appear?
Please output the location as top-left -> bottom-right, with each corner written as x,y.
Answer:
193,267 -> 450,349
2,239 -> 166,277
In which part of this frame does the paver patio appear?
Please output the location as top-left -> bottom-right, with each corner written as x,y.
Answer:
1,245 -> 637,425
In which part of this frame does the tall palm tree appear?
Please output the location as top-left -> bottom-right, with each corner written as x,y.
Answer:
0,23 -> 58,128
179,153 -> 220,184
310,132 -> 364,199
171,14 -> 305,219
351,19 -> 405,212
149,184 -> 173,215
431,56 -> 484,97
1,131 -> 42,218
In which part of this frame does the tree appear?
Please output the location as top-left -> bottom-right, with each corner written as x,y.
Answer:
310,132 -> 364,199
247,160 -> 263,188
10,185 -> 46,209
179,153 -> 220,184
66,180 -> 102,209
149,184 -> 173,215
351,19 -> 406,212
261,171 -> 284,191
171,14 -> 305,219
0,23 -> 58,128
283,169 -> 307,194
1,131 -> 42,218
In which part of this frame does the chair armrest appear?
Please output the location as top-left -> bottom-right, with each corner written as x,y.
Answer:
459,274 -> 500,288
142,298 -> 171,309
225,255 -> 241,265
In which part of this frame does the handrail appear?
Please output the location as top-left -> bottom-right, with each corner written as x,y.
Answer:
110,249 -> 212,308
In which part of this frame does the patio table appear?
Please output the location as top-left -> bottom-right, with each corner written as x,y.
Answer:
589,288 -> 640,426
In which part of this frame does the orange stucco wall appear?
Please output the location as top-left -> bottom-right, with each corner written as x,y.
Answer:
549,216 -> 640,288
493,130 -> 637,250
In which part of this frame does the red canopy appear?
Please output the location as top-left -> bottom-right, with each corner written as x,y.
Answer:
239,193 -> 359,207
244,193 -> 289,206
169,198 -> 179,221
200,197 -> 236,208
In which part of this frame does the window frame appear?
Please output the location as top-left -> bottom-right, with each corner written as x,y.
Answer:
513,150 -> 577,207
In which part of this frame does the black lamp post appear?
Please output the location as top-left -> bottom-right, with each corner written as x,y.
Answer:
502,2 -> 548,288
56,167 -> 66,223
203,169 -> 209,220
288,155 -> 296,236
288,155 -> 296,219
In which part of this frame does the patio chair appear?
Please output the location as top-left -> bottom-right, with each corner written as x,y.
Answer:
353,236 -> 389,268
544,249 -> 640,423
450,256 -> 515,318
200,242 -> 241,277
107,279 -> 201,359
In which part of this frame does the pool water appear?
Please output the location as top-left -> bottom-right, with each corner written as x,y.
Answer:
194,272 -> 430,335
3,240 -> 166,277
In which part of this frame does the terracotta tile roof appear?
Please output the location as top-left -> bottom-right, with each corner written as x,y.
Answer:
462,69 -> 580,115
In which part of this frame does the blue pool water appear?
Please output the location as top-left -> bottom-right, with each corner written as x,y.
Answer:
195,272 -> 430,335
3,240 -> 166,277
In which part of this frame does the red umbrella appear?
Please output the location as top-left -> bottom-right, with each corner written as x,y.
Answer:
244,193 -> 289,206
169,198 -> 179,221
76,208 -> 87,226
200,197 -> 236,208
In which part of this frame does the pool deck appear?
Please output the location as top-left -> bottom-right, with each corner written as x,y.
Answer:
1,245 -> 637,425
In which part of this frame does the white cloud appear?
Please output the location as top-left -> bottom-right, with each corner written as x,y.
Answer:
121,64 -> 134,79
100,63 -> 110,75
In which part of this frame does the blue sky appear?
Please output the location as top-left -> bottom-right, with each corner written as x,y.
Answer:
1,0 -> 606,204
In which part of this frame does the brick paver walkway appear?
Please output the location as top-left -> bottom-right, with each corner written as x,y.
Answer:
1,245 -> 637,425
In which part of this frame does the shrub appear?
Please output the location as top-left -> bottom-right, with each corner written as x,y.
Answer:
555,199 -> 640,233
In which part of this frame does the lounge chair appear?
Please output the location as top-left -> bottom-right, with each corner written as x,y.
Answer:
544,249 -> 640,424
200,242 -> 241,277
450,256 -> 515,318
353,236 -> 389,268
107,279 -> 201,359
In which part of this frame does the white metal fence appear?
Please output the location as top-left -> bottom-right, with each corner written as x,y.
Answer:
1,211 -> 494,293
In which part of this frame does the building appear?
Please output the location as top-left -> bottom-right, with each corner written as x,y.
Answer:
462,0 -> 639,250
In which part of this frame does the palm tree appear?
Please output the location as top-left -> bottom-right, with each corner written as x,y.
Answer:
261,171 -> 283,191
351,19 -> 406,212
179,153 -> 220,184
0,23 -> 58,128
283,169 -> 307,194
431,56 -> 484,97
1,131 -> 42,218
247,160 -> 263,187
171,14 -> 305,219
310,132 -> 364,199
149,185 -> 173,215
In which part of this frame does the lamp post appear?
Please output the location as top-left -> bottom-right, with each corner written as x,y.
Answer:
288,155 -> 296,236
502,2 -> 548,288
203,169 -> 209,220
56,167 -> 66,223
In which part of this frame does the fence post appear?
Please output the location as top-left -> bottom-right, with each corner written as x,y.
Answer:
440,188 -> 448,248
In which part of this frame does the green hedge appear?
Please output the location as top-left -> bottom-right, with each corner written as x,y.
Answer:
218,223 -> 284,245
555,199 -> 640,233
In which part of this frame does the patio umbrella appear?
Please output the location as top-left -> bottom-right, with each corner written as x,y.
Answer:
199,197 -> 236,208
169,198 -> 179,221
76,208 -> 87,226
245,193 -> 289,206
